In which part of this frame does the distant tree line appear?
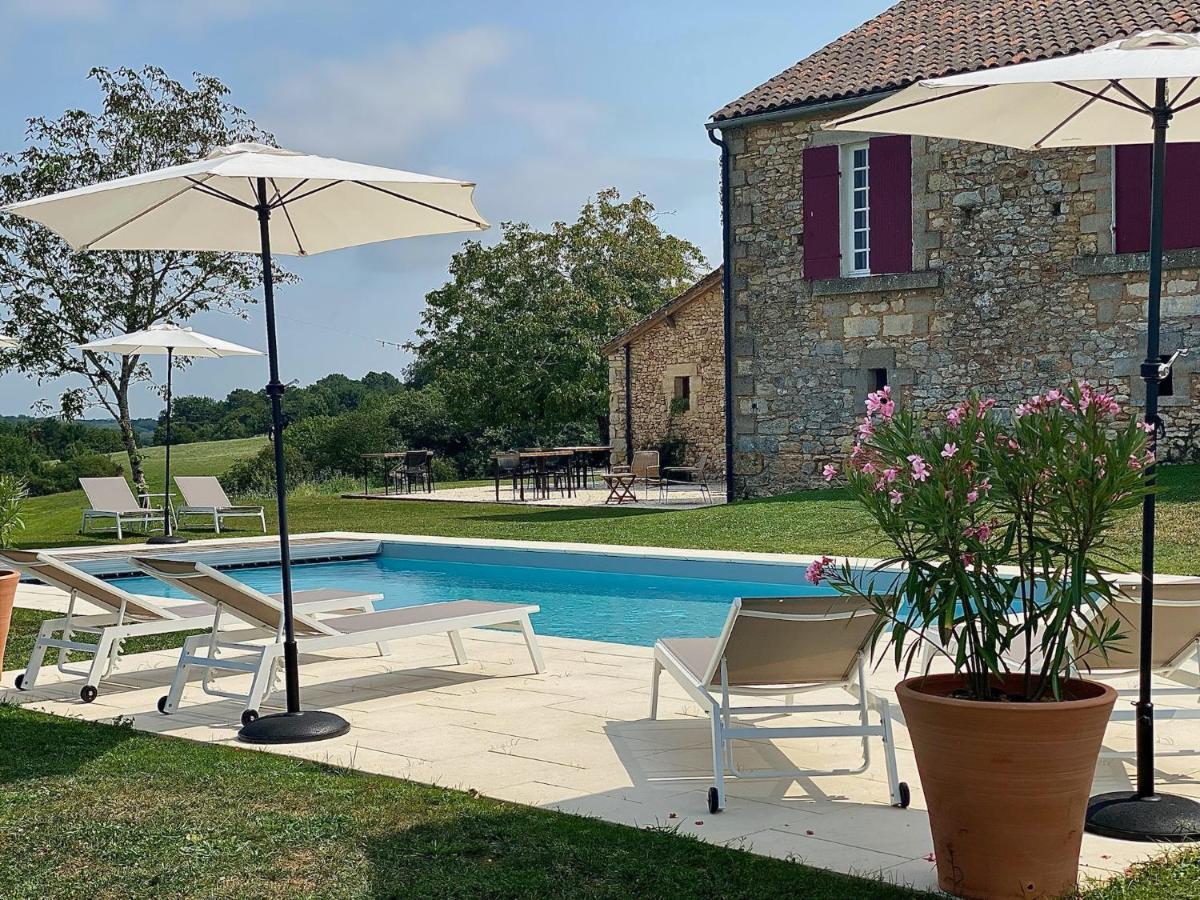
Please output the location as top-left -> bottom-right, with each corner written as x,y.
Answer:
0,417 -> 123,495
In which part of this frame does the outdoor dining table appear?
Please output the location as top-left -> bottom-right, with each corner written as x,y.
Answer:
553,445 -> 613,490
492,449 -> 575,501
359,452 -> 408,496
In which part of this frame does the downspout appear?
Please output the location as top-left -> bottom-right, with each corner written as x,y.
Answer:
623,343 -> 634,464
707,126 -> 736,502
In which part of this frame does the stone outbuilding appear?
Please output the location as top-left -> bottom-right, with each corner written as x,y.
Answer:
705,0 -> 1200,497
603,268 -> 725,474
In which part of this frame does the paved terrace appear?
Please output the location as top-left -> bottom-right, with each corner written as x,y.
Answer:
341,483 -> 723,510
6,539 -> 1198,893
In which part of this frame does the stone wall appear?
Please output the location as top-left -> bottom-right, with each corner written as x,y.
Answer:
727,108 -> 1200,496
607,280 -> 726,472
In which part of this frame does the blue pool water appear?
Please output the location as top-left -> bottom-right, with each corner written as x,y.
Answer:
108,555 -> 831,646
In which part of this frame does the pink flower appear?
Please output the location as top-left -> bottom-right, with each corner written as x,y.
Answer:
975,522 -> 992,542
889,489 -> 904,506
882,467 -> 898,484
978,478 -> 991,495
879,399 -> 895,419
960,552 -> 976,567
857,417 -> 875,440
861,460 -> 876,475
1045,389 -> 1062,403
805,555 -> 835,585
967,489 -> 979,505
941,442 -> 958,459
947,407 -> 964,426
1128,454 -> 1142,471
822,463 -> 837,482
1139,421 -> 1156,435
907,454 -> 930,482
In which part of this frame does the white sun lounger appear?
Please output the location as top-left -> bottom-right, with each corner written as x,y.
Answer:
134,557 -> 545,725
1075,578 -> 1200,758
175,476 -> 266,533
80,477 -> 166,539
650,595 -> 908,814
0,549 -> 381,703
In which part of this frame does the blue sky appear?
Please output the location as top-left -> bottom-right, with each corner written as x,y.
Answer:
0,0 -> 889,417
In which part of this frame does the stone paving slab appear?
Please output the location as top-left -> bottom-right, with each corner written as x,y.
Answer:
5,585 -> 1199,893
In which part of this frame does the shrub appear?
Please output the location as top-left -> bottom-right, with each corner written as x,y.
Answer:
0,475 -> 28,548
25,452 -> 123,496
223,442 -> 313,498
430,456 -> 459,484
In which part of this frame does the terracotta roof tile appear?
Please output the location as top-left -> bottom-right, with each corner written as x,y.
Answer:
712,0 -> 1200,122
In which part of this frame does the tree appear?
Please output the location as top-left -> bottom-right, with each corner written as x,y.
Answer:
0,66 -> 286,490
410,189 -> 706,445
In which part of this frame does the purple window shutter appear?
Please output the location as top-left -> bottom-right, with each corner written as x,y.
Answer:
1116,144 -> 1151,254
1116,142 -> 1200,253
869,135 -> 913,274
803,145 -> 841,280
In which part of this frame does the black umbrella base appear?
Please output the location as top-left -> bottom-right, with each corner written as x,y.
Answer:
146,534 -> 188,545
237,710 -> 350,745
1086,791 -> 1200,841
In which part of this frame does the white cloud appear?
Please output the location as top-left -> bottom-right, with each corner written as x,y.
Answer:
269,27 -> 514,158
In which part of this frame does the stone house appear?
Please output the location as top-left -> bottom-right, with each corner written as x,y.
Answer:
703,0 -> 1200,498
603,268 -> 725,472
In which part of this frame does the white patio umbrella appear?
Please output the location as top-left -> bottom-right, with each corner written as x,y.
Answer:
0,335 -> 17,349
828,29 -> 1200,841
79,324 -> 262,546
3,142 -> 487,744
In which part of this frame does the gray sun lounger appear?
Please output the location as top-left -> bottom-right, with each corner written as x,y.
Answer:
0,549 -> 380,703
79,477 -> 166,539
175,476 -> 266,533
134,557 -> 545,725
651,595 -> 907,813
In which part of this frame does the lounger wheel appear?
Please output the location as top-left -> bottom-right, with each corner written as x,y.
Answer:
707,787 -> 722,815
157,695 -> 170,715
80,685 -> 98,703
241,709 -> 259,727
896,782 -> 911,809
14,673 -> 26,691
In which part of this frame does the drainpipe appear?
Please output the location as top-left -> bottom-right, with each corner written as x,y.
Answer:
623,343 -> 634,464
708,126 -> 736,502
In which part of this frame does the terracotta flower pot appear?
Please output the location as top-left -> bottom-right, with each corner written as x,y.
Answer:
897,674 -> 1116,899
0,569 -> 18,674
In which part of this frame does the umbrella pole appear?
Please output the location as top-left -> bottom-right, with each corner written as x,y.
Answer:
238,176 -> 349,744
1086,78 -> 1200,841
146,346 -> 186,545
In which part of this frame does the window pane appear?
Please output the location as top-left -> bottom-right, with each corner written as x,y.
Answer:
854,232 -> 868,251
854,210 -> 868,229
853,148 -> 868,167
854,169 -> 867,189
854,250 -> 868,270
854,189 -> 868,208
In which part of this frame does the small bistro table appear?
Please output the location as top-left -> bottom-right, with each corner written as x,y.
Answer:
602,472 -> 637,504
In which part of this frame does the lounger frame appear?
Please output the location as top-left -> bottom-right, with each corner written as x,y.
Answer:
649,600 -> 905,812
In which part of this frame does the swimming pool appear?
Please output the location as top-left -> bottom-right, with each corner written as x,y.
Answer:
108,542 -> 841,647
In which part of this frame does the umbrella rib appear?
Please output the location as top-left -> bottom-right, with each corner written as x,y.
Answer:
829,85 -> 990,128
274,180 -> 340,208
1053,82 -> 1149,116
350,180 -> 487,227
1170,78 -> 1200,114
271,178 -> 311,207
1034,83 -> 1115,149
79,174 -> 218,250
186,178 -> 256,210
1104,81 -> 1155,114
270,177 -> 306,256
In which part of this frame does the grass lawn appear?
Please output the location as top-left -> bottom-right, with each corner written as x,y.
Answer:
0,704 -> 924,900
17,438 -> 1200,574
0,704 -> 1195,899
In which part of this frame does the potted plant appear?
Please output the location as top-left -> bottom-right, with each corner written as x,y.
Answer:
0,475 -> 28,672
814,383 -> 1150,899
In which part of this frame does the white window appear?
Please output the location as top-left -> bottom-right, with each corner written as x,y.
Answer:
843,142 -> 870,276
